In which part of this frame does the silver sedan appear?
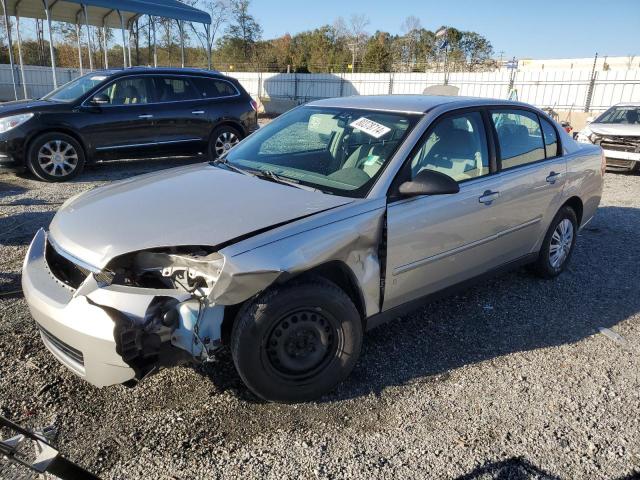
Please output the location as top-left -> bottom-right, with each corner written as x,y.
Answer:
22,95 -> 604,402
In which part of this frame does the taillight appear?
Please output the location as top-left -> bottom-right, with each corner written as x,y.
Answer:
600,149 -> 606,176
250,99 -> 258,111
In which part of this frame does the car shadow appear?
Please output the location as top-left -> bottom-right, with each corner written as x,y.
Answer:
452,456 -> 639,480
198,205 -> 640,403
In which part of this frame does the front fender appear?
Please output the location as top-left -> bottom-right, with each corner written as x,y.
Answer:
210,206 -> 386,317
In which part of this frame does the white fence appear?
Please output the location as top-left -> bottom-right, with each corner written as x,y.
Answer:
2,64 -> 639,112
228,70 -> 640,112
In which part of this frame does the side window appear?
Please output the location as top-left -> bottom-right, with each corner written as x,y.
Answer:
97,77 -> 149,105
155,77 -> 199,102
410,111 -> 489,182
192,78 -> 238,98
540,117 -> 559,158
492,109 -> 545,169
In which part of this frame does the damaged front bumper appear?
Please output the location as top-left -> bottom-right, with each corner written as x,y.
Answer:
22,229 -> 225,387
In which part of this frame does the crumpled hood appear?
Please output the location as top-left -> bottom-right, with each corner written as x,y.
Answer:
589,123 -> 640,137
49,163 -> 352,268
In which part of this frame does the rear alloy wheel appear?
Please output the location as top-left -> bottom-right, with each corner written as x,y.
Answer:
209,126 -> 241,160
532,206 -> 578,278
231,277 -> 363,402
27,132 -> 85,182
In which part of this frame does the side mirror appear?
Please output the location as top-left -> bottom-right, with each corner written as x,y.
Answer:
585,116 -> 594,124
398,169 -> 460,197
90,93 -> 110,105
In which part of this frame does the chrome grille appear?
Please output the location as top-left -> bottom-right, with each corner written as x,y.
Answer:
44,240 -> 90,289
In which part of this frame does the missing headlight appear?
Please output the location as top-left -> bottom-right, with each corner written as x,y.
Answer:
107,248 -> 224,295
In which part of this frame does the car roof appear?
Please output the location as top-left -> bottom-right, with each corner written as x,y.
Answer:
306,95 -> 531,114
90,67 -> 225,78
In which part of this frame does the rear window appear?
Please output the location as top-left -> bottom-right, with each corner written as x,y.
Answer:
540,117 -> 559,158
192,77 -> 239,98
492,109 -> 545,169
154,77 -> 199,102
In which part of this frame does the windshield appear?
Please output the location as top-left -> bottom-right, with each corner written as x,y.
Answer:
43,73 -> 109,102
595,105 -> 640,125
224,106 -> 419,197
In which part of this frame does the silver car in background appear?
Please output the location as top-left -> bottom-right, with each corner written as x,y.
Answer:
22,95 -> 604,402
577,102 -> 640,173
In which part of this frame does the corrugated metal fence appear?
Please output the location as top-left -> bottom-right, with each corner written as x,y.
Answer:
2,64 -> 639,112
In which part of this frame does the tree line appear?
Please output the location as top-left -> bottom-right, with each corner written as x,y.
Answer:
0,0 -> 496,73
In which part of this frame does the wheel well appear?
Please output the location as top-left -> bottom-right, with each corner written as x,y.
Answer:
212,121 -> 246,139
26,129 -> 88,162
219,261 -> 367,344
563,196 -> 583,226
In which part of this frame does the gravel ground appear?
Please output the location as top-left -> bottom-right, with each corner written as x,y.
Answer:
1,154 -> 639,480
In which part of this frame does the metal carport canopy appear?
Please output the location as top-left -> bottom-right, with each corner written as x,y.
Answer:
2,0 -> 211,28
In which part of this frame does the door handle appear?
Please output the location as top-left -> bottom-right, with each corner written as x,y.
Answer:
546,171 -> 561,184
138,114 -> 153,119
478,190 -> 500,205
191,110 -> 205,115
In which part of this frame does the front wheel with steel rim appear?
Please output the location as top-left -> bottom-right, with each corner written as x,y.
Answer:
532,206 -> 578,278
27,132 -> 85,182
208,125 -> 242,160
231,277 -> 363,403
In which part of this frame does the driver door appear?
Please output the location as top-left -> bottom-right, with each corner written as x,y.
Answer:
80,76 -> 160,160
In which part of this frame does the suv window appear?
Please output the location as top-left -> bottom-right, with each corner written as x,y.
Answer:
192,77 -> 238,98
492,109 -> 545,169
155,77 -> 199,102
540,117 -> 559,158
410,111 -> 489,182
96,77 -> 150,105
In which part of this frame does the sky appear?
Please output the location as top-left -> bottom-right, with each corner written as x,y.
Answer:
250,0 -> 640,59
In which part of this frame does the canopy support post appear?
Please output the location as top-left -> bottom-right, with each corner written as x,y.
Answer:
1,0 -> 18,100
15,12 -> 28,99
42,0 -> 57,88
82,4 -> 93,70
178,20 -> 184,68
204,22 -> 211,70
126,19 -> 132,67
75,22 -> 83,74
117,9 -> 127,67
151,16 -> 157,67
102,22 -> 108,68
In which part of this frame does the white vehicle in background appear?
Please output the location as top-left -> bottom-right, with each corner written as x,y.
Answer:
577,103 -> 640,173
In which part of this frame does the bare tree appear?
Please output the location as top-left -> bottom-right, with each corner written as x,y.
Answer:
334,14 -> 369,72
188,0 -> 229,68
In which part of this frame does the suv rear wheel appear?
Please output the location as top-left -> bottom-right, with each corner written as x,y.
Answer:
208,125 -> 242,160
27,132 -> 85,182
231,277 -> 363,402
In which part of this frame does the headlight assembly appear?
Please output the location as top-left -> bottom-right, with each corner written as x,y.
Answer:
132,250 -> 225,294
0,113 -> 34,134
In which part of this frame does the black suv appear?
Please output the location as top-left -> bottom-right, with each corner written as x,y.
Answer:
0,67 -> 258,181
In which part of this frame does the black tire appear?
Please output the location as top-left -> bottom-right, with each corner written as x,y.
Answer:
532,206 -> 578,278
230,277 -> 363,403
27,132 -> 85,182
208,125 -> 242,160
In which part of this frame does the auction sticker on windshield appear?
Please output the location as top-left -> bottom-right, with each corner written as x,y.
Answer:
349,117 -> 391,138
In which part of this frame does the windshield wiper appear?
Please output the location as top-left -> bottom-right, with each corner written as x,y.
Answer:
254,170 -> 319,192
210,157 -> 255,177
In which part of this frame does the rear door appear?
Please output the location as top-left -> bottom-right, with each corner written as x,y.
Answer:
80,76 -> 159,159
486,109 -> 567,257
150,75 -> 212,156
